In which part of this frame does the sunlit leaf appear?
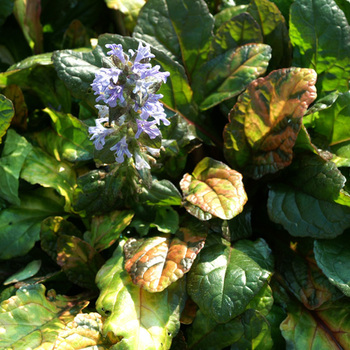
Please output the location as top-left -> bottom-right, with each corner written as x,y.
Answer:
314,232 -> 350,297
124,229 -> 206,292
0,129 -> 32,206
85,209 -> 134,252
0,284 -> 88,349
194,44 -> 271,110
0,94 -> 14,143
96,241 -> 186,349
223,68 -> 317,179
290,0 -> 350,94
53,312 -> 111,350
180,157 -> 247,221
248,0 -> 292,69
133,0 -> 214,75
187,235 -> 270,324
20,145 -> 76,211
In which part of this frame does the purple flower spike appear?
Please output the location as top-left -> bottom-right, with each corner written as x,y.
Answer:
135,119 -> 161,139
110,136 -> 132,163
88,117 -> 114,150
106,44 -> 127,64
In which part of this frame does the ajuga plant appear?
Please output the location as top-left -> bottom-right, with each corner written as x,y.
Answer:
1,0 -> 350,349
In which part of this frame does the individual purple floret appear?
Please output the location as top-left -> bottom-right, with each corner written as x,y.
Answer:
106,43 -> 127,64
135,119 -> 161,139
110,136 -> 132,163
88,117 -> 114,150
134,152 -> 151,170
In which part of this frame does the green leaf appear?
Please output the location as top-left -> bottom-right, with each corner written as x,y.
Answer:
40,216 -> 82,261
0,284 -> 88,349
223,68 -> 317,179
139,179 -> 182,206
314,232 -> 350,297
0,188 -> 64,260
20,145 -> 76,211
0,0 -> 13,26
53,312 -> 111,349
96,240 -> 186,349
281,300 -> 350,349
234,238 -> 274,272
187,235 -> 270,323
124,229 -> 206,292
57,235 -> 104,289
268,184 -> 350,238
72,169 -> 124,217
3,260 -> 41,285
247,0 -> 292,69
0,56 -> 71,112
39,108 -> 94,163
180,157 -> 248,221
286,154 -> 346,203
13,0 -> 43,54
279,242 -> 343,310
290,0 -> 350,94
85,209 -> 134,252
187,309 -> 272,350
0,94 -> 14,143
212,12 -> 263,51
133,0 -> 214,76
193,44 -> 271,110
213,6 -> 249,30
0,129 -> 32,205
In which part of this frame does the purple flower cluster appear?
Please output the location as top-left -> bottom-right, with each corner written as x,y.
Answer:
89,42 -> 170,169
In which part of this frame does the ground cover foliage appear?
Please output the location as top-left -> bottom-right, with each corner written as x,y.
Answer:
0,0 -> 350,349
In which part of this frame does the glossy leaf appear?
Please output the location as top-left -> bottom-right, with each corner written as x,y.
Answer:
223,68 -> 317,179
0,129 -> 32,205
41,108 -> 94,163
139,179 -> 182,206
85,209 -> 134,252
281,300 -> 350,349
194,44 -> 271,110
247,0 -> 292,69
268,184 -> 350,238
57,235 -> 104,289
187,308 -> 272,350
0,284 -> 87,349
212,12 -> 263,51
0,188 -> 64,260
0,56 -> 71,111
314,232 -> 350,297
187,235 -> 270,323
96,241 -> 185,349
124,229 -> 206,292
180,157 -> 248,221
0,94 -> 14,143
53,312 -> 111,350
3,260 -> 41,285
133,0 -> 214,75
20,145 -> 76,211
290,0 -> 350,94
